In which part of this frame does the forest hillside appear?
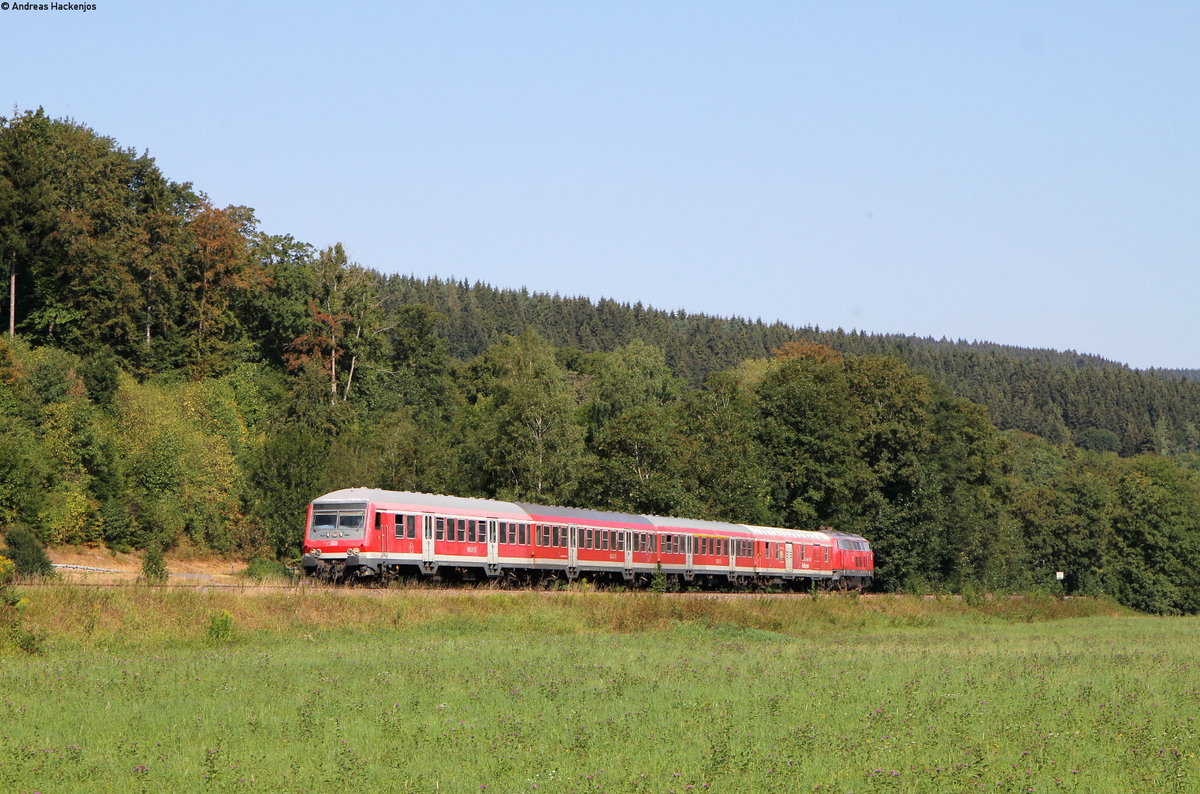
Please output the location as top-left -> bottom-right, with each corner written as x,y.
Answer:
2,109 -> 1198,613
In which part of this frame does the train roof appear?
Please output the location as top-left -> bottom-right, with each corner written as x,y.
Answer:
312,488 -> 525,515
643,514 -> 745,534
824,529 -> 871,543
517,502 -> 654,527
309,490 -> 852,543
740,523 -> 831,542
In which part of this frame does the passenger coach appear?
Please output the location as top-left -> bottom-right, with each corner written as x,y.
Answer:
300,488 -> 874,590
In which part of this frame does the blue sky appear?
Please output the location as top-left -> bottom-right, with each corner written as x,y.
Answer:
6,1 -> 1198,368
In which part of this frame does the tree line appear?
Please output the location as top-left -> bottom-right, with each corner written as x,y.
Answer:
1,108 -> 1198,613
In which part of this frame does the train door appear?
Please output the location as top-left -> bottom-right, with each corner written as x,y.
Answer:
568,526 -> 578,573
785,542 -> 794,573
728,538 -> 737,577
422,515 -> 434,564
487,520 -> 499,567
624,531 -> 633,570
685,534 -> 694,572
374,511 -> 387,556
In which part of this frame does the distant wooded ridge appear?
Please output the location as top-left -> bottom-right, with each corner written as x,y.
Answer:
386,275 -> 1200,457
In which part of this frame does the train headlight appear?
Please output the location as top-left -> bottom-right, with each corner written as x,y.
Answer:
348,548 -> 360,556
309,548 -> 321,556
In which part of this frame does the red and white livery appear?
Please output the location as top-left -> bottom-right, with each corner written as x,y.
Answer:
300,488 -> 874,589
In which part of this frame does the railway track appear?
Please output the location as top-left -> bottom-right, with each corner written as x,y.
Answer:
17,578 -> 883,599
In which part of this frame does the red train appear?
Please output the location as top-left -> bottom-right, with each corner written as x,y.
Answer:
300,488 -> 874,590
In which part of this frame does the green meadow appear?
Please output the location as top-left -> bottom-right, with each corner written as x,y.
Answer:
1,587 -> 1196,793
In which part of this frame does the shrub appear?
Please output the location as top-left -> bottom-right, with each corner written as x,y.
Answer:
2,525 -> 55,578
140,540 -> 168,585
651,562 -> 667,594
0,553 -> 41,654
242,557 -> 293,583
207,610 -> 236,644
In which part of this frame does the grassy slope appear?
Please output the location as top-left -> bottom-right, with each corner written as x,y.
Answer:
1,588 -> 1195,793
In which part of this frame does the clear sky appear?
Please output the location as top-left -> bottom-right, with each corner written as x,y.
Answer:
6,1 -> 1198,369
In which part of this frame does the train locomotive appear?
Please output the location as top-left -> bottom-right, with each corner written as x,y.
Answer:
300,488 -> 874,590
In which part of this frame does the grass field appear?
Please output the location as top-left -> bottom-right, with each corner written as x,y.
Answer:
0,586 -> 1195,793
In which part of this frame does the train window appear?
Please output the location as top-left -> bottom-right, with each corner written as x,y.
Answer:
406,515 -> 416,539
435,517 -> 445,541
375,513 -> 382,530
777,545 -> 784,561
518,524 -> 527,545
467,520 -> 476,543
824,546 -> 830,562
338,514 -> 363,530
617,532 -> 625,551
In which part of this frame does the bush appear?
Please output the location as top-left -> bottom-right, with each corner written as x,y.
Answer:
207,610 -> 236,644
140,540 -> 168,585
1,525 -> 55,578
0,553 -> 40,654
242,557 -> 294,583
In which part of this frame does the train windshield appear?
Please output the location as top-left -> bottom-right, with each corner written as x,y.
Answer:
309,502 -> 367,540
837,539 -> 870,551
